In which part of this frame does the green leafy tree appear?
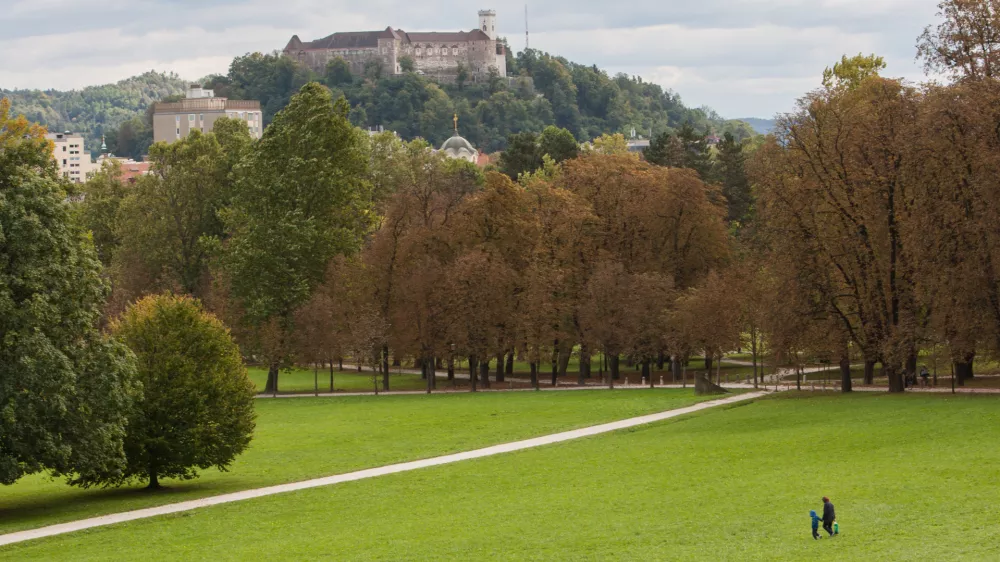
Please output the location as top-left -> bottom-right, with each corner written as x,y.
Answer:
822,53 -> 886,90
0,99 -> 138,487
115,128 -> 236,301
227,52 -> 317,124
106,294 -> 256,489
499,131 -> 543,179
538,125 -> 579,163
716,132 -> 752,225
77,161 -> 129,266
222,83 -> 373,393
399,56 -> 416,73
325,57 -> 354,87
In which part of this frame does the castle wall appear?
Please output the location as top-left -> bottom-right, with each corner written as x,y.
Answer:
292,47 -> 389,75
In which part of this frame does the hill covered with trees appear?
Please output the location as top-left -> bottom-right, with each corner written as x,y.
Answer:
5,50 -> 758,160
1,72 -> 188,158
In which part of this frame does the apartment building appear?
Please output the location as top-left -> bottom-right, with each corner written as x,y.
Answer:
46,132 -> 97,183
152,85 -> 263,144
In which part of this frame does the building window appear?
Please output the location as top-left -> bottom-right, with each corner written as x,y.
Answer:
189,114 -> 195,122
63,159 -> 67,165
199,114 -> 204,121
176,116 -> 181,123
62,146 -> 66,152
176,128 -> 181,135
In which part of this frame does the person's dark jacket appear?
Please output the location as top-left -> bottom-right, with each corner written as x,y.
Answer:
823,501 -> 836,524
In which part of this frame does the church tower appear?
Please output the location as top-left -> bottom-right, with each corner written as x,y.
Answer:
478,9 -> 497,40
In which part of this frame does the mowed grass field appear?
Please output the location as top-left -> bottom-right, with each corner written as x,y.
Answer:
4,393 -> 999,560
0,389 -> 715,535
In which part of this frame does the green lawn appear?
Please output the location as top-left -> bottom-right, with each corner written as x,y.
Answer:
5,393 -> 998,560
0,389 -> 715,535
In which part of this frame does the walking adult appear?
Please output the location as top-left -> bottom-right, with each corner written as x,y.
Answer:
920,366 -> 930,388
822,496 -> 836,536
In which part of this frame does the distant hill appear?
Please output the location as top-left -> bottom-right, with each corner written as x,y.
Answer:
3,53 -> 764,160
735,118 -> 776,135
2,72 -> 188,157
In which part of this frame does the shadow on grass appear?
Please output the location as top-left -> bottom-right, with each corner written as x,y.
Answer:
0,479 -> 221,531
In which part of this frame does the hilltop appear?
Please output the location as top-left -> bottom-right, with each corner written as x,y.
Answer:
4,51 -> 764,160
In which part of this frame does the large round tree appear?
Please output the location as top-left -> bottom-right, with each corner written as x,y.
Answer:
0,99 -> 138,487
110,294 -> 256,489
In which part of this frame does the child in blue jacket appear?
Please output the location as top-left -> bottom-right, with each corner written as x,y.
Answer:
810,510 -> 822,539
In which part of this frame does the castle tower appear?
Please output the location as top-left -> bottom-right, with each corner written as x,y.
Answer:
479,9 -> 497,40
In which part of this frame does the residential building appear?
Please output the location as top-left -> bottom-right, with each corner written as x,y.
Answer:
152,85 -> 263,144
96,150 -> 151,184
46,132 -> 97,183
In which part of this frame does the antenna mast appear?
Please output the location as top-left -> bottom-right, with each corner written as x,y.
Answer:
525,5 -> 530,51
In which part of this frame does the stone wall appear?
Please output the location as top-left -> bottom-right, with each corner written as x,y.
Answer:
291,38 -> 502,78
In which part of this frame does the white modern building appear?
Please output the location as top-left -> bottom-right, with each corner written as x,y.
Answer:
47,132 -> 97,184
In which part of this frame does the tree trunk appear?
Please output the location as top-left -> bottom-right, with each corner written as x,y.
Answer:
417,357 -> 425,379
905,351 -> 917,380
426,356 -> 435,394
505,351 -> 514,378
840,352 -> 853,393
704,352 -> 713,372
392,357 -> 401,367
314,363 -> 319,397
657,351 -> 666,371
530,361 -> 539,389
469,355 -> 478,392
265,362 -> 279,395
671,356 -> 680,383
578,344 -> 590,386
338,357 -> 343,371
480,361 -> 491,389
558,343 -> 571,379
551,340 -> 559,386
886,365 -> 905,393
864,360 -> 876,385
643,359 -> 652,388
147,464 -> 160,490
329,361 -> 335,393
382,345 -> 390,392
955,360 -> 974,387
447,356 -> 455,381
609,355 -> 620,383
956,351 -> 975,385
495,353 -> 504,383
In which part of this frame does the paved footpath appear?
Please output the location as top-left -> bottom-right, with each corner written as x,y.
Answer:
0,391 -> 767,548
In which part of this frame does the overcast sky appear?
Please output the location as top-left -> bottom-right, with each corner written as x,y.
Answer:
1,0 -> 942,118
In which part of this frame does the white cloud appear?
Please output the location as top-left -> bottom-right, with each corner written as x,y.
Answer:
0,0 -> 943,118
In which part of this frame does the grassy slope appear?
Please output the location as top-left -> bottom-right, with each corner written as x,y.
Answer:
0,389 -> 713,535
5,393 -> 998,561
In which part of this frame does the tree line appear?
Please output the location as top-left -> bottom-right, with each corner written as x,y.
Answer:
6,0 -> 998,492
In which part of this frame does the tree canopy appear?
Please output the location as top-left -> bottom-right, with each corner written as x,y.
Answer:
0,99 -> 138,486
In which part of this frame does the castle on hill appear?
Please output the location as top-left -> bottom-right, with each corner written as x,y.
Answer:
283,10 -> 507,80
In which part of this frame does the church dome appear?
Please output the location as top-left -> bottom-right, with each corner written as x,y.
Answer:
441,134 -> 475,153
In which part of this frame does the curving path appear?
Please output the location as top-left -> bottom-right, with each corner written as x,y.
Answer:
0,391 -> 767,548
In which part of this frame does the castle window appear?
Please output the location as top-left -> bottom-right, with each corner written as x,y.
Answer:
415,48 -> 422,56
452,47 -> 459,55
